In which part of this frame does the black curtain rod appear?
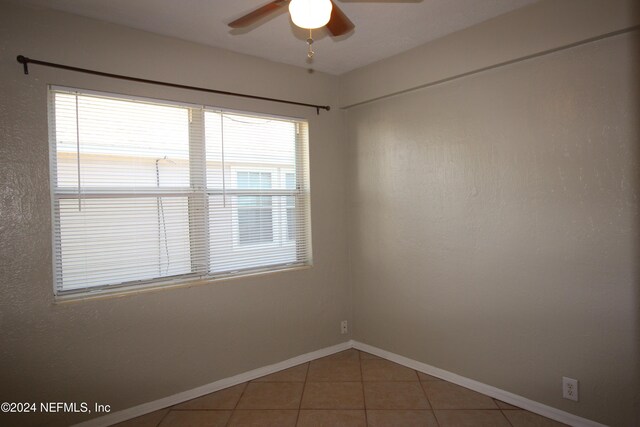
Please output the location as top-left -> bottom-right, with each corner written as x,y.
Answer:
16,55 -> 330,115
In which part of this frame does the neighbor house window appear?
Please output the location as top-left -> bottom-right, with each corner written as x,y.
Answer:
285,173 -> 296,241
49,87 -> 312,296
236,171 -> 274,246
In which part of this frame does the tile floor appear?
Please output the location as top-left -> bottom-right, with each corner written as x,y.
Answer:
113,349 -> 568,427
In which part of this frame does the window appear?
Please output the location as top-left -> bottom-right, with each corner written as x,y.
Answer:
49,87 -> 312,296
237,172 -> 274,246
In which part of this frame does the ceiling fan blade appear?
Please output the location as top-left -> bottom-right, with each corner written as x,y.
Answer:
228,0 -> 288,28
326,0 -> 355,36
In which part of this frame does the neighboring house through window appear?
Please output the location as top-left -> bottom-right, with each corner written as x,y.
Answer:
237,171 -> 274,246
49,87 -> 312,296
285,172 -> 296,241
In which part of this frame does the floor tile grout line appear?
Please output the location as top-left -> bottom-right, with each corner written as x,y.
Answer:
299,408 -> 369,413
492,397 -> 513,427
243,379 -> 431,383
431,409 -> 514,411
357,409 -> 437,411
501,409 -> 516,427
233,383 -> 249,410
294,362 -> 309,426
172,408 -> 300,412
358,350 -> 368,426
417,374 -> 440,427
427,386 -> 445,427
224,381 -> 249,427
154,408 -> 171,427
170,407 -> 473,410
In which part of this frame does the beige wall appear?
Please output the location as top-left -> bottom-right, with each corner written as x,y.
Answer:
0,2 -> 350,426
339,0 -> 640,108
345,3 -> 639,426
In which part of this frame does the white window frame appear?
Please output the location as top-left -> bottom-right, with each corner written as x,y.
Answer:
48,86 -> 312,298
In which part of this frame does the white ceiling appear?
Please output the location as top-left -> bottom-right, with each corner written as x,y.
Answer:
22,0 -> 538,75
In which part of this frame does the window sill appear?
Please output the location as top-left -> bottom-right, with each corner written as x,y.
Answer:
53,264 -> 313,304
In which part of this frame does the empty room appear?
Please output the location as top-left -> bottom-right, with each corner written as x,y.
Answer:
0,0 -> 638,426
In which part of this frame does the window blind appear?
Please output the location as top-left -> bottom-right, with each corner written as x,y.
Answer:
49,87 -> 312,295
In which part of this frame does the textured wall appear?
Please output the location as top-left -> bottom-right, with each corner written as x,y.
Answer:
339,0 -> 640,108
0,2 -> 350,426
346,30 -> 639,426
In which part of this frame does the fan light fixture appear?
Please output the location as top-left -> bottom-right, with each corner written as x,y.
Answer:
288,0 -> 333,59
289,0 -> 333,29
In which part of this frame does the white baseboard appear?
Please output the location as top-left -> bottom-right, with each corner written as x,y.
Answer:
74,341 -> 351,427
76,339 -> 606,427
351,340 -> 607,427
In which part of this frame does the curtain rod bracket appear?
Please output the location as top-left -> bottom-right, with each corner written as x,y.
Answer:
16,54 -> 331,114
17,55 -> 29,75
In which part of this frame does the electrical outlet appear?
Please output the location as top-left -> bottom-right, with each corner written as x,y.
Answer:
562,377 -> 578,401
340,320 -> 348,334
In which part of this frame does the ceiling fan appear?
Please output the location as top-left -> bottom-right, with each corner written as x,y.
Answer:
229,0 -> 413,59
229,0 -> 353,36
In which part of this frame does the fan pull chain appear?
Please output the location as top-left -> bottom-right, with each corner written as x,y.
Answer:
307,29 -> 314,59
